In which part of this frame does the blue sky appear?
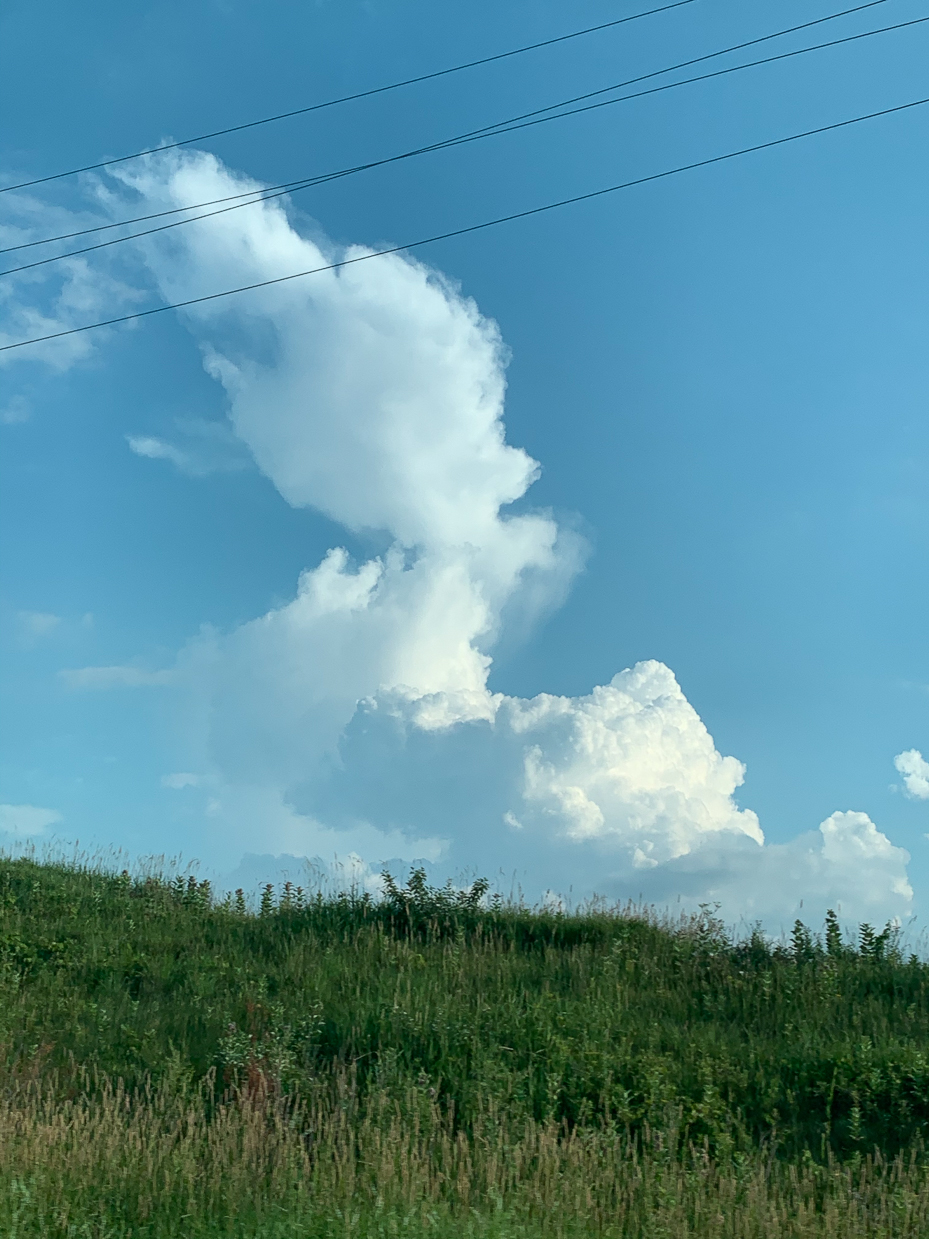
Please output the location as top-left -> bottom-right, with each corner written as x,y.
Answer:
1,0 -> 928,928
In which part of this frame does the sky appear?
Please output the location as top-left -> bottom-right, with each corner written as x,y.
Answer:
1,0 -> 928,932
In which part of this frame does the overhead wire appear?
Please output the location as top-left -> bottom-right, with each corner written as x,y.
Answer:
1,0 -> 898,255
3,92 -> 927,355
0,0 -> 697,195
1,0 -> 914,278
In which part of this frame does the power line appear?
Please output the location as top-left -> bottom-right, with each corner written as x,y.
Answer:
1,0 -> 896,256
1,0 -> 909,278
3,93 -> 926,356
0,0 -> 696,196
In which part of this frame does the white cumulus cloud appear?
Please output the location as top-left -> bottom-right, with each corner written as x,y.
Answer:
509,660 -> 762,863
115,149 -> 582,776
895,749 -> 929,801
13,149 -> 909,926
629,810 -> 912,930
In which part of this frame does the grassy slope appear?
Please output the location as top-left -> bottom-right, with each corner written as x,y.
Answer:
2,857 -> 929,1236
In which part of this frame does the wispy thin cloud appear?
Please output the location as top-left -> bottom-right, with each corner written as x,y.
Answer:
60,665 -> 175,689
1,396 -> 30,424
126,418 -> 251,477
126,435 -> 188,468
0,803 -> 62,836
0,190 -> 143,371
161,772 -> 201,789
18,610 -> 61,641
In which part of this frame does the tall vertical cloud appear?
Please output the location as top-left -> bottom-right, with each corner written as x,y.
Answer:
117,150 -> 582,764
48,151 -> 914,926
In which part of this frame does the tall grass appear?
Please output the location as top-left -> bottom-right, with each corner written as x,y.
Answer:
5,1069 -> 929,1237
2,856 -> 929,1235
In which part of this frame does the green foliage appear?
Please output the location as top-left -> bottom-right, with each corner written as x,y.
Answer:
380,865 -> 491,937
2,857 -> 929,1235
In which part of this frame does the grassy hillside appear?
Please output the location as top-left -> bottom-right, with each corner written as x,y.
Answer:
2,856 -> 929,1237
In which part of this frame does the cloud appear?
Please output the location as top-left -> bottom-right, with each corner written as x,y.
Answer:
301,659 -> 763,873
127,435 -> 188,467
16,149 -> 908,925
0,804 -> 62,837
126,418 -> 251,476
1,396 -> 31,424
161,772 -> 201,789
17,610 -> 61,641
280,679 -> 909,927
630,811 -> 912,929
222,850 -> 390,900
0,190 -> 142,370
509,661 -> 762,862
896,749 -> 929,801
114,149 -> 583,771
117,155 -> 557,547
60,665 -> 175,689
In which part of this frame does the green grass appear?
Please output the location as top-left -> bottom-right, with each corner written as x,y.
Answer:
2,856 -> 929,1236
